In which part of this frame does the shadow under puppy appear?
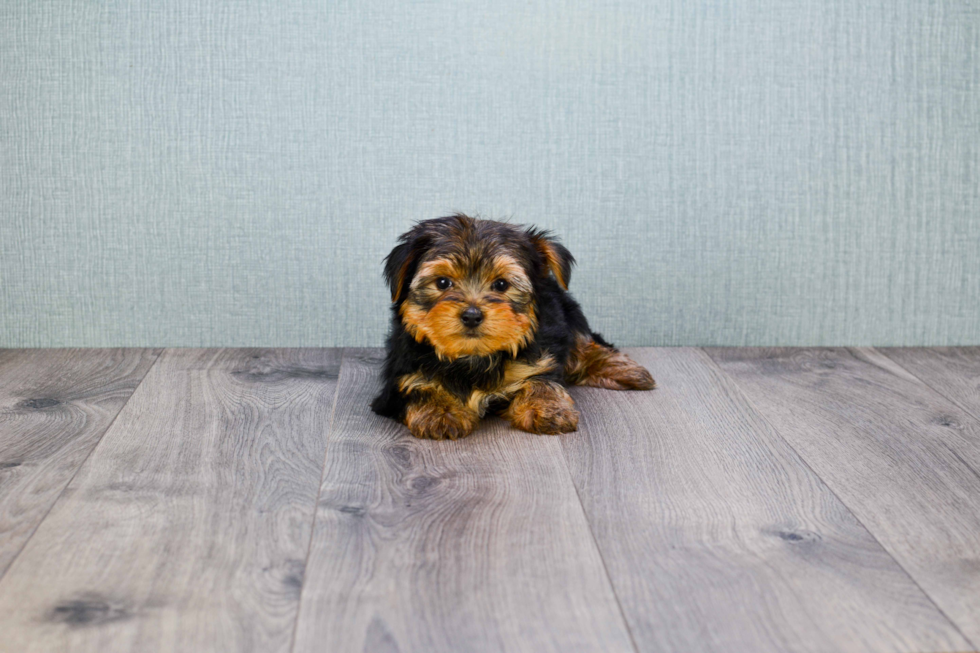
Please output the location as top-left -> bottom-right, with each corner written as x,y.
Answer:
371,214 -> 656,439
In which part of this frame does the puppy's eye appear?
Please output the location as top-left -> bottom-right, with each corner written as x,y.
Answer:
491,279 -> 510,292
435,277 -> 452,291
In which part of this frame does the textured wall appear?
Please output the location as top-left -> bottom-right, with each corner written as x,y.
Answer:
2,0 -> 978,347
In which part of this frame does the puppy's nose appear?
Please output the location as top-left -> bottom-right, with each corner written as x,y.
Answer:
460,306 -> 484,328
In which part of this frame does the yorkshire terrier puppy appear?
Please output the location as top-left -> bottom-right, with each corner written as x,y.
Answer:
371,214 -> 656,440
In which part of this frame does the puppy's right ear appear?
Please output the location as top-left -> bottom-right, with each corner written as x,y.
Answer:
526,228 -> 575,290
383,228 -> 430,303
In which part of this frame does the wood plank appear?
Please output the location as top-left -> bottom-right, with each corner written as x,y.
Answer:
0,348 -> 161,578
879,347 -> 980,419
708,347 -> 980,648
0,348 -> 341,653
292,348 -> 635,653
561,347 -> 969,653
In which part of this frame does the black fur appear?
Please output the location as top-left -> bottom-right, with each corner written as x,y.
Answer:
371,215 -> 608,421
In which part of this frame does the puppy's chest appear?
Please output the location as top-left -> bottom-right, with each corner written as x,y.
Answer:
449,354 -> 558,406
439,359 -> 507,397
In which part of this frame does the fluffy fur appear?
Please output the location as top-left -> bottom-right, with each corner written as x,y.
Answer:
371,214 -> 655,439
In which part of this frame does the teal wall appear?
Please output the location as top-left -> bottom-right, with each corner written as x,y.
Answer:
2,0 -> 978,347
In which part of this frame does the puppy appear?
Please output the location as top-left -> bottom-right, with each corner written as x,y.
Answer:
371,214 -> 655,439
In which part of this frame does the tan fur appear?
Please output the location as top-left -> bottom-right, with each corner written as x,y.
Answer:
397,372 -> 441,395
399,254 -> 537,361
402,380 -> 480,440
565,333 -> 657,390
504,379 -> 579,435
390,256 -> 414,302
399,355 -> 561,438
529,236 -> 569,289
463,355 -> 556,416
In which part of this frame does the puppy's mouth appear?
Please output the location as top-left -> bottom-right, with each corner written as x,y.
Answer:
462,329 -> 482,339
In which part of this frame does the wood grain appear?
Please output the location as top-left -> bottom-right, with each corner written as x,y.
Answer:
880,347 -> 980,420
0,348 -> 161,578
561,347 -> 969,653
0,348 -> 341,653
292,348 -> 635,653
708,347 -> 980,648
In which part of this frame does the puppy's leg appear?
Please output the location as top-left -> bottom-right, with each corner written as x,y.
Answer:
565,333 -> 656,390
400,375 -> 479,440
505,378 -> 579,435
405,392 -> 479,440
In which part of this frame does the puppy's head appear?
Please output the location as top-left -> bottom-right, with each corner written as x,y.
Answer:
383,214 -> 574,360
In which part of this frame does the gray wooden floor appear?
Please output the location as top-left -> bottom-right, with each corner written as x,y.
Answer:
0,348 -> 978,653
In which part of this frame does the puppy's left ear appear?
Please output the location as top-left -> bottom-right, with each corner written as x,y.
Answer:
527,228 -> 575,289
383,227 -> 431,303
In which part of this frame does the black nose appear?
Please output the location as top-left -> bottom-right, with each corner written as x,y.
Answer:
460,306 -> 484,328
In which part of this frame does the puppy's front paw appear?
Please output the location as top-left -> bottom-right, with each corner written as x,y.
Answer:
405,401 -> 478,441
506,381 -> 579,435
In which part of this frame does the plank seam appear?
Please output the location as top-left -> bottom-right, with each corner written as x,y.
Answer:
699,347 -> 979,652
875,348 -> 980,429
0,347 -> 166,587
288,347 -> 346,653
557,433 -> 642,653
865,347 -> 980,503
